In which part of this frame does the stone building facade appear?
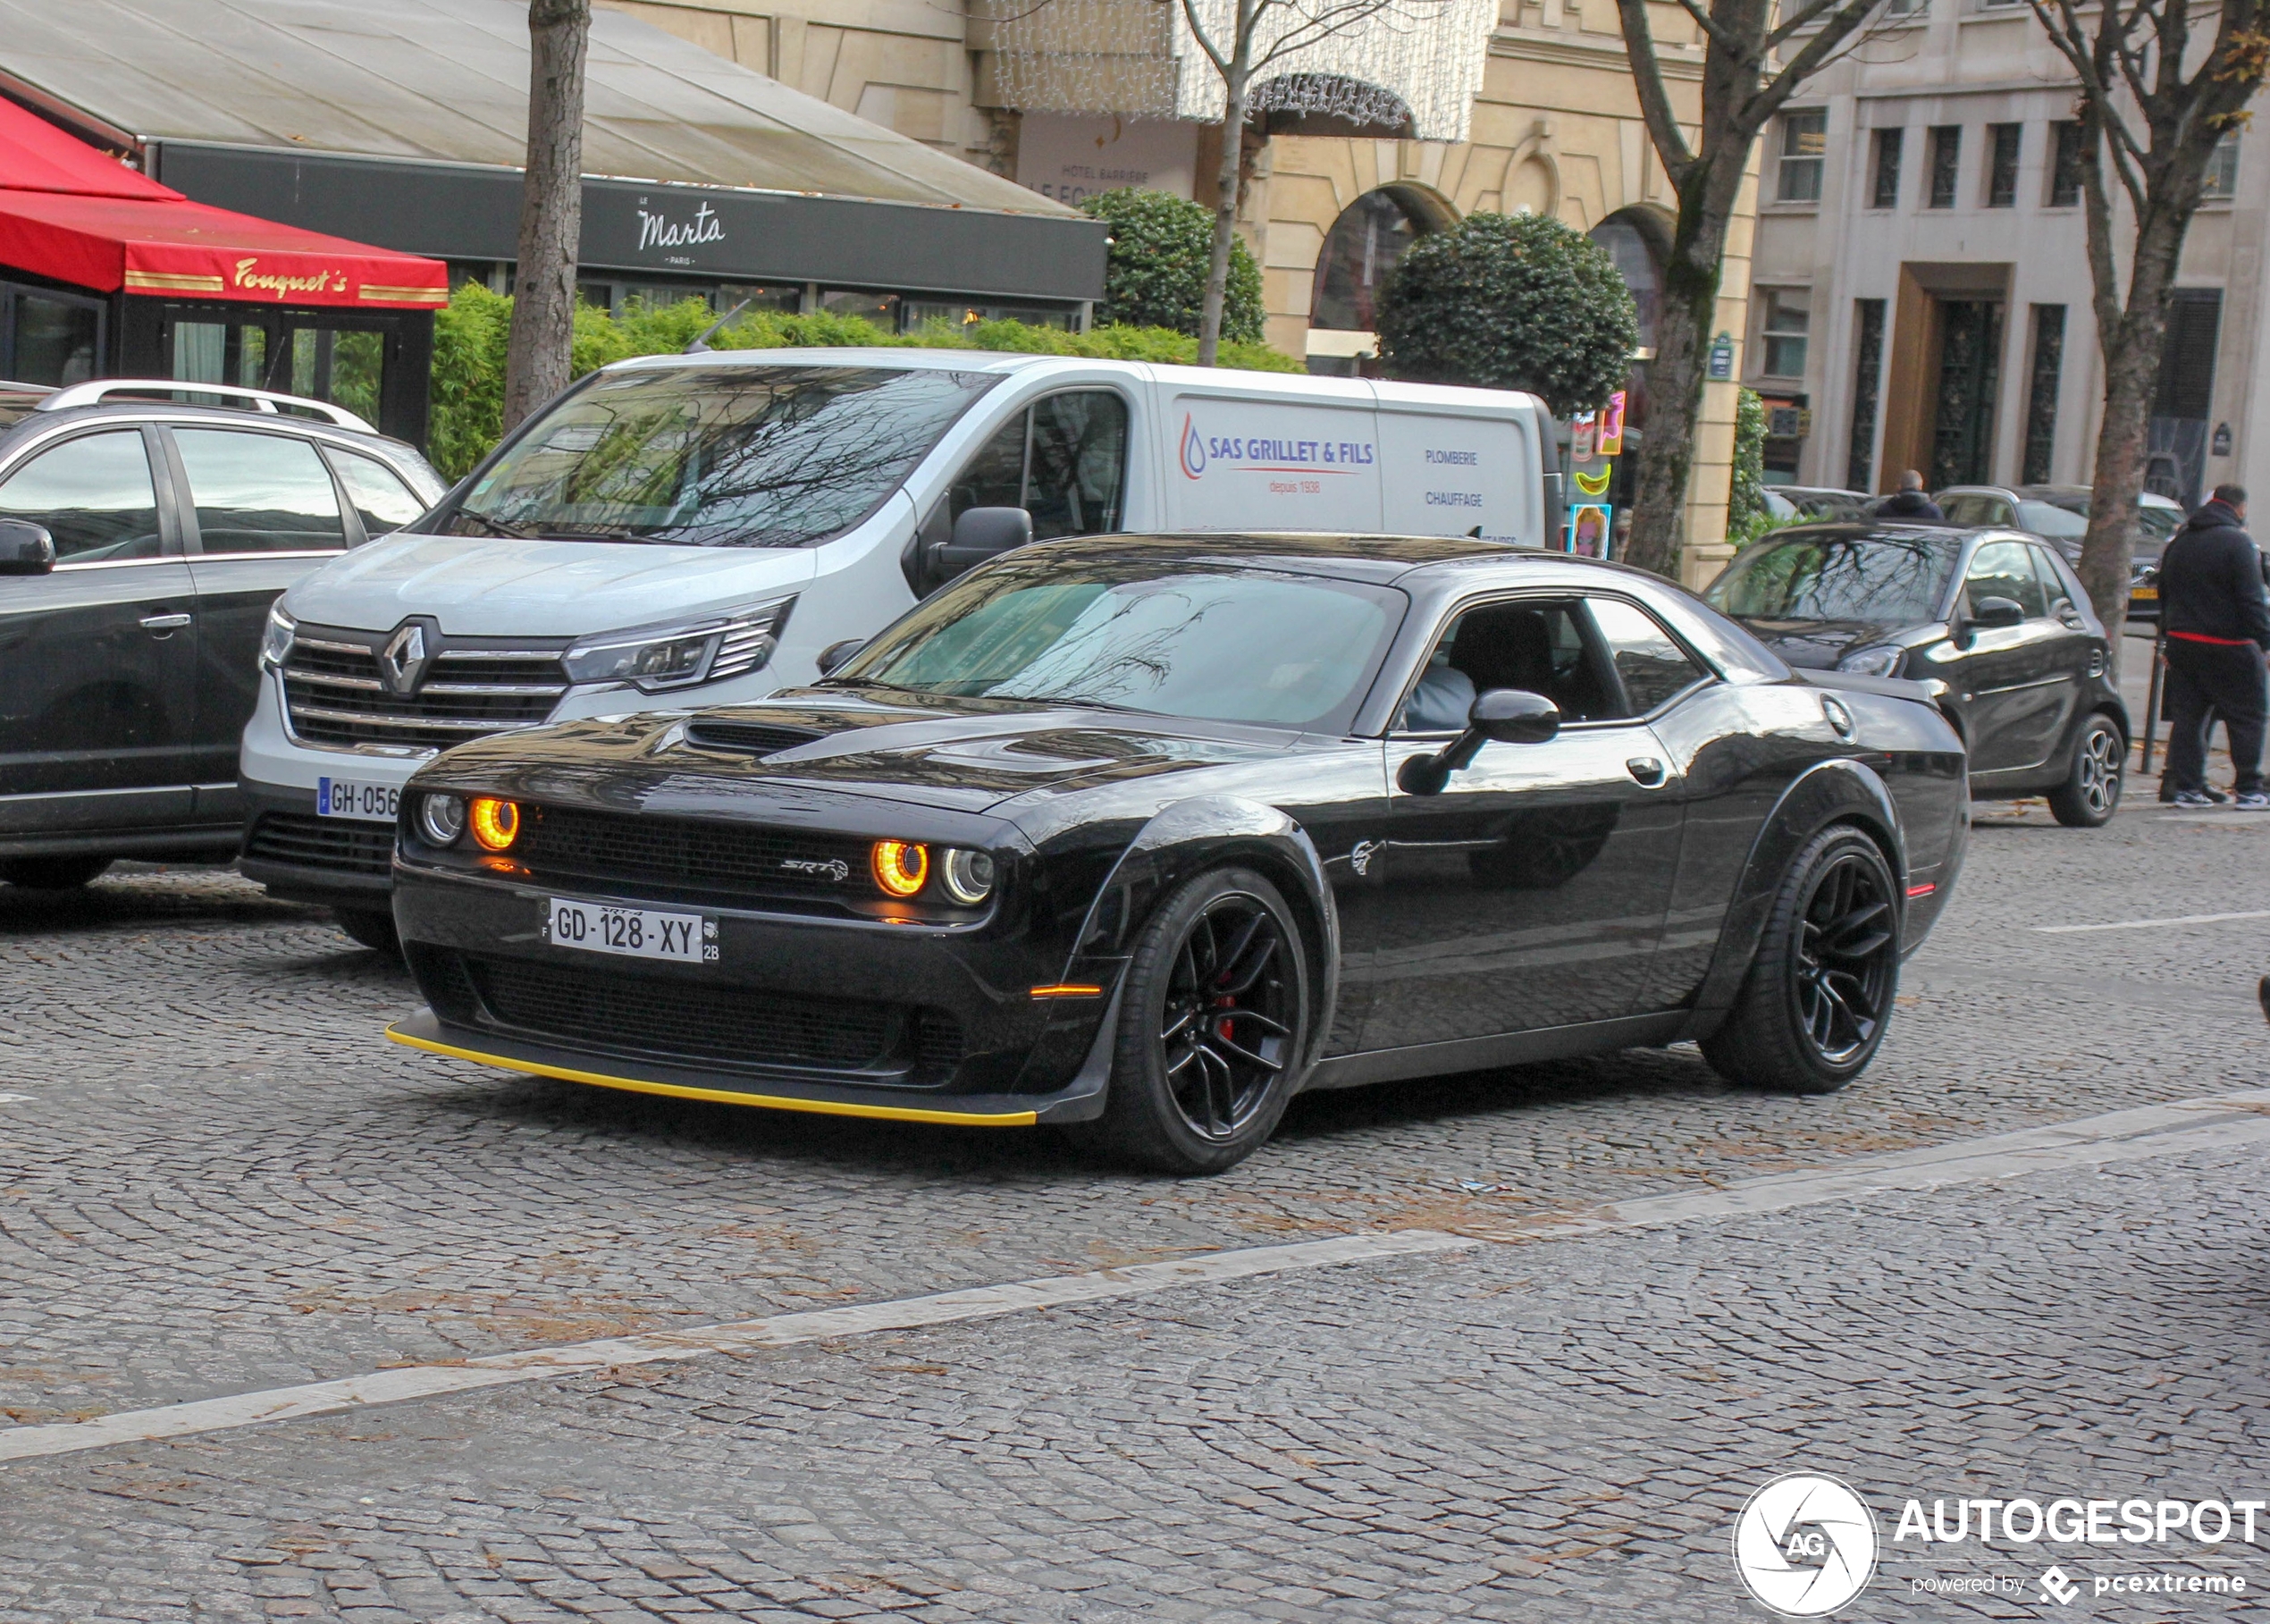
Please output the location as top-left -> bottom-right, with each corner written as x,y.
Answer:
599,0 -> 1757,580
1741,0 -> 2264,507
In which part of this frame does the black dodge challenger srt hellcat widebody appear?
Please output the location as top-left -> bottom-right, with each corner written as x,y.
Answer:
386,535 -> 1968,1174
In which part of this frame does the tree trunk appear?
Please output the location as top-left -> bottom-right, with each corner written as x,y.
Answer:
1620,162 -> 1739,579
502,0 -> 592,433
1195,60 -> 1252,368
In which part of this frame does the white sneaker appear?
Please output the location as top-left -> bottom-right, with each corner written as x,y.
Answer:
2172,789 -> 2218,808
2237,792 -> 2270,811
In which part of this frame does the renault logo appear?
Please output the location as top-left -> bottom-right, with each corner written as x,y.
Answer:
379,622 -> 432,695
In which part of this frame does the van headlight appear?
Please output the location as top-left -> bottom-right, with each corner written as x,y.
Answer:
562,596 -> 795,693
1837,645 -> 1904,677
260,603 -> 296,669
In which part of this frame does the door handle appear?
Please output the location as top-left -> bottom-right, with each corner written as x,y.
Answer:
1627,757 -> 1667,787
139,612 -> 192,635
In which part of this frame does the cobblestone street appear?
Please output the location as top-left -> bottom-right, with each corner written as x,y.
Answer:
5,776 -> 2268,1620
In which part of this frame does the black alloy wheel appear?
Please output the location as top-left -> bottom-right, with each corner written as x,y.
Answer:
0,855 -> 114,890
1072,867 -> 1310,1174
2047,712 -> 2123,828
1702,826 -> 1901,1094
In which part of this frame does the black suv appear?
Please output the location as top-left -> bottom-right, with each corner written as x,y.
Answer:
0,380 -> 444,888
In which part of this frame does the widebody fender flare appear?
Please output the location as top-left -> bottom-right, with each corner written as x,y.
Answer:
1686,757 -> 1909,1025
1059,795 -> 1341,1073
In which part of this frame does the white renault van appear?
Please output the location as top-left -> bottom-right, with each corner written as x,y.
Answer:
238,348 -> 1557,941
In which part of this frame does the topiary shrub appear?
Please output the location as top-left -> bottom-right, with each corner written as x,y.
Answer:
1374,212 -> 1638,416
425,283 -> 1297,478
1078,187 -> 1265,343
1726,385 -> 1787,547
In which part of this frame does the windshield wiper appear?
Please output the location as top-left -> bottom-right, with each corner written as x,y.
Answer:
450,510 -> 534,539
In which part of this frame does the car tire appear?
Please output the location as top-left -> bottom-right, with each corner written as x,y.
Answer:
1701,825 -> 1900,1096
334,905 -> 402,957
1073,866 -> 1309,1175
0,855 -> 114,890
2047,712 -> 2123,828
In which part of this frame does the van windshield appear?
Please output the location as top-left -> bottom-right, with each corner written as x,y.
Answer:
445,364 -> 999,548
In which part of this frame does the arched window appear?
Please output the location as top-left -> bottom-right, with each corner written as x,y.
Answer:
1309,185 -> 1451,333
1587,212 -> 1667,351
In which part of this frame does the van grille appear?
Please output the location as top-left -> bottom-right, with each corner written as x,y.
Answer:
418,949 -> 963,1080
282,624 -> 568,751
244,812 -> 394,877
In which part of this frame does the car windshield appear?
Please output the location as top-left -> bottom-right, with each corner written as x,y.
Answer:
1706,532 -> 1960,623
839,559 -> 1404,731
445,364 -> 997,547
2030,489 -> 2185,543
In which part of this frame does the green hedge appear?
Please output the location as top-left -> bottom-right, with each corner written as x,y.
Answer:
426,284 -> 1300,479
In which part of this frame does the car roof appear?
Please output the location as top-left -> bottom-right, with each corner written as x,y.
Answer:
0,393 -> 430,464
1011,532 -> 1663,588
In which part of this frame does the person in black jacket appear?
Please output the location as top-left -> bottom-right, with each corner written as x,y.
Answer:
2158,484 -> 2270,809
1877,470 -> 1945,522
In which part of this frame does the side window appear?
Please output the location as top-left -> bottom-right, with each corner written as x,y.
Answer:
1395,599 -> 1620,730
1964,539 -> 2048,618
328,449 -> 426,537
1026,391 -> 1128,540
174,429 -> 349,555
1939,492 -> 2004,527
1585,597 -> 1711,715
944,391 -> 1130,540
0,430 -> 162,562
2030,545 -> 2078,617
948,413 -> 1025,520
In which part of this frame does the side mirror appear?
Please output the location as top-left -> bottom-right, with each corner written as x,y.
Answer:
1968,595 -> 2026,630
927,506 -> 1032,582
0,518 -> 55,576
816,637 -> 865,677
1398,688 -> 1561,795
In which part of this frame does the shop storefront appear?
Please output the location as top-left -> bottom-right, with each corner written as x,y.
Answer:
0,97 -> 444,442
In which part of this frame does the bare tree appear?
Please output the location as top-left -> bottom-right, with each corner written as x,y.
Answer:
502,0 -> 593,433
1613,0 -> 1890,576
2025,0 -> 2270,659
1173,0 -> 1459,365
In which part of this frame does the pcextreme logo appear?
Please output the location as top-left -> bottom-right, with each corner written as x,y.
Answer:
1732,1473 -> 1880,1617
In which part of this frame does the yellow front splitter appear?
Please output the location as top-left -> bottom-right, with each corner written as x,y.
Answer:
385,1020 -> 1038,1127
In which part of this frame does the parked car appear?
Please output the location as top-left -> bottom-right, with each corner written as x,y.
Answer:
0,380 -> 444,892
240,349 -> 1560,950
1704,522 -> 2130,826
384,534 -> 1966,1174
1765,485 -> 1874,523
1937,484 -> 2184,618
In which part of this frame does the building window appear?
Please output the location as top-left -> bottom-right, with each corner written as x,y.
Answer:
1871,129 -> 1904,208
2048,122 -> 2088,206
1848,299 -> 1887,492
1929,126 -> 1963,207
2022,305 -> 2065,484
1885,0 -> 1927,15
1778,111 -> 1828,203
2203,130 -> 2241,201
1759,288 -> 1811,377
1986,123 -> 2022,207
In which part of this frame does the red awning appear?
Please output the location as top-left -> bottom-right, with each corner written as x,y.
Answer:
0,100 -> 445,310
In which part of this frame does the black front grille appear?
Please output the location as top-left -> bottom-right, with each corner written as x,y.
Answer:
245,812 -> 393,877
517,805 -> 873,904
684,719 -> 826,756
440,952 -> 963,1079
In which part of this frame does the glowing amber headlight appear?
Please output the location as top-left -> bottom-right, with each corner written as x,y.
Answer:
870,839 -> 929,897
468,796 -> 521,852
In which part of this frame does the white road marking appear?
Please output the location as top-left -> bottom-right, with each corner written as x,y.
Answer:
8,1088 -> 2270,1467
2034,908 -> 2270,934
0,1093 -> 31,1105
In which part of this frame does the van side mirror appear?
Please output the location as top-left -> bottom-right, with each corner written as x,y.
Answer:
816,637 -> 865,676
1398,689 -> 1561,795
927,506 -> 1032,582
0,518 -> 55,576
